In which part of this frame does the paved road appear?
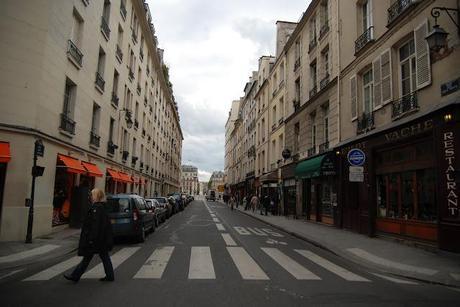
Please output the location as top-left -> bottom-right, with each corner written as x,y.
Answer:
1,198 -> 459,306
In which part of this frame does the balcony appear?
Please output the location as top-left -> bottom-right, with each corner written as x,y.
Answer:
278,117 -> 284,125
137,83 -> 141,95
67,40 -> 83,68
272,123 -> 277,131
309,38 -> 317,52
308,146 -> 316,157
95,72 -> 105,92
319,141 -> 329,153
120,2 -> 127,20
128,69 -> 134,81
122,151 -> 129,161
100,17 -> 110,41
355,26 -> 374,54
142,129 -> 146,137
132,30 -> 138,44
89,131 -> 100,148
391,92 -> 418,120
319,22 -> 329,39
320,73 -> 330,90
357,112 -> 375,134
146,66 -> 150,76
107,141 -> 117,155
116,44 -> 123,63
309,85 -> 318,98
294,58 -> 301,72
59,113 -> 75,135
131,156 -> 138,165
388,0 -> 418,26
144,96 -> 148,106
111,92 -> 119,107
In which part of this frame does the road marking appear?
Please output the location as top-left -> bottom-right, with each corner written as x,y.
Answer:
450,273 -> 460,280
82,247 -> 140,278
262,228 -> 284,237
295,249 -> 370,282
221,233 -> 237,246
188,246 -> 215,279
247,227 -> 268,236
266,238 -> 288,245
262,248 -> 320,280
227,247 -> 269,280
133,246 -> 174,279
233,226 -> 251,235
216,223 -> 225,231
347,248 -> 438,276
212,218 -> 220,223
24,256 -> 81,281
0,269 -> 24,280
372,273 -> 418,285
210,214 -> 216,218
0,244 -> 60,264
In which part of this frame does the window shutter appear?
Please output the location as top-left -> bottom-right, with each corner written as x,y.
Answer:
372,56 -> 381,108
415,19 -> 431,89
350,75 -> 357,120
380,49 -> 392,104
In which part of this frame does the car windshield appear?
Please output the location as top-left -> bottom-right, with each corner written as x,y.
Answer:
106,198 -> 130,213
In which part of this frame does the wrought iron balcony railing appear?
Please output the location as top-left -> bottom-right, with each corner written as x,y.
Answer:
95,72 -> 105,91
309,85 -> 318,98
67,40 -> 83,67
59,113 -> 75,134
391,92 -> 418,119
101,17 -> 110,40
320,73 -> 330,90
120,2 -> 127,20
355,26 -> 374,54
111,92 -> 119,107
319,22 -> 329,39
134,120 -> 139,129
388,0 -> 417,25
128,69 -> 134,81
357,112 -> 375,134
90,131 -> 100,147
107,141 -> 117,155
319,141 -> 329,153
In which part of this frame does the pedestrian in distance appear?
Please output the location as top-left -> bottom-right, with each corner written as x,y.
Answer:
250,194 -> 259,213
229,195 -> 235,211
242,196 -> 248,211
64,188 -> 114,283
261,194 -> 269,216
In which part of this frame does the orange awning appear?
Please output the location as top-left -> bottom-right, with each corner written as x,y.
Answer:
118,172 -> 133,183
107,169 -> 124,182
81,162 -> 103,177
58,154 -> 85,174
0,142 -> 11,163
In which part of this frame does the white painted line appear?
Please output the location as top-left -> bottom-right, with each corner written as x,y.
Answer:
212,218 -> 220,223
82,247 -> 140,278
24,256 -> 81,281
210,214 -> 216,217
347,248 -> 438,276
450,273 -> 460,281
372,273 -> 418,285
221,233 -> 237,246
188,247 -> 215,279
262,248 -> 320,280
295,249 -> 370,282
227,247 -> 269,280
234,226 -> 250,235
216,223 -> 225,231
247,227 -> 268,236
0,269 -> 24,280
0,244 -> 60,264
262,228 -> 284,237
133,246 -> 174,279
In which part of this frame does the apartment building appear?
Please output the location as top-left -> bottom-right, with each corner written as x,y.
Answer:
0,0 -> 183,241
209,171 -> 225,195
181,165 -> 199,195
224,100 -> 241,186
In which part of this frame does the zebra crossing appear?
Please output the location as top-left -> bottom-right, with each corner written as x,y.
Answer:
19,244 -> 416,284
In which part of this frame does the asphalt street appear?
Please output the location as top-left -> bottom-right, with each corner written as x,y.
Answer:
1,198 -> 459,307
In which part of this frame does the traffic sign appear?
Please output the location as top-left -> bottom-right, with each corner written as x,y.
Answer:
349,166 -> 364,182
347,149 -> 365,166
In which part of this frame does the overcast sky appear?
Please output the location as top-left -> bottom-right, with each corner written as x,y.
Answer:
148,0 -> 310,181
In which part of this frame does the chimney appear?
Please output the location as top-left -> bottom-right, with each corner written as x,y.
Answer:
275,21 -> 297,58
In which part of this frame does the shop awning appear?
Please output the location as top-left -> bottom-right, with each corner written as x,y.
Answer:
81,162 -> 103,177
118,172 -> 133,183
58,154 -> 85,174
295,153 -> 337,179
0,142 -> 11,163
259,171 -> 278,182
107,169 -> 124,182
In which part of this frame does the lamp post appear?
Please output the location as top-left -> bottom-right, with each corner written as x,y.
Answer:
426,5 -> 459,52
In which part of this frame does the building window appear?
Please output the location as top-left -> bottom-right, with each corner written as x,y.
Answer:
362,0 -> 371,33
62,78 -> 76,119
71,9 -> 84,47
109,117 -> 115,143
310,61 -> 317,96
399,39 -> 416,98
311,120 -> 316,149
363,68 -> 373,114
272,106 -> 277,126
91,103 -> 101,134
294,122 -> 300,153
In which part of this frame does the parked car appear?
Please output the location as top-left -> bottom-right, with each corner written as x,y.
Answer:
153,197 -> 173,217
206,190 -> 216,201
106,194 -> 156,243
169,193 -> 184,211
147,198 -> 167,223
145,198 -> 160,226
188,195 -> 195,203
167,196 -> 180,213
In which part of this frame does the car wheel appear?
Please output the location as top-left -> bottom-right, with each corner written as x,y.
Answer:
137,226 -> 146,243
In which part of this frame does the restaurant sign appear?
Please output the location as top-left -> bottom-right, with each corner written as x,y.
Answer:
443,131 -> 458,217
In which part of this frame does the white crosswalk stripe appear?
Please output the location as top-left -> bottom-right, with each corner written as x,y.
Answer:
134,246 -> 175,279
188,246 -> 215,279
24,256 -> 81,281
262,248 -> 320,280
227,247 -> 269,280
295,249 -> 370,282
221,233 -> 237,246
212,218 -> 220,223
216,223 -> 225,231
82,247 -> 140,279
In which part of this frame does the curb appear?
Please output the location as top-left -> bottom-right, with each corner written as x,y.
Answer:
235,208 -> 460,289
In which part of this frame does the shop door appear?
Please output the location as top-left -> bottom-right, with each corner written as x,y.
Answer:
343,182 -> 360,232
69,185 -> 90,228
302,179 -> 309,217
0,163 -> 6,224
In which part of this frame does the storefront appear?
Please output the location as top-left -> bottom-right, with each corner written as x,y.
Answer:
295,153 -> 337,225
281,163 -> 296,216
106,169 -> 133,195
0,142 -> 11,228
337,102 -> 460,252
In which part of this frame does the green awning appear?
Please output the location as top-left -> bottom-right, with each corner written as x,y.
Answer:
295,154 -> 326,179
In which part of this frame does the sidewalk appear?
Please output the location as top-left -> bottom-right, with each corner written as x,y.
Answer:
233,205 -> 460,287
0,228 -> 80,271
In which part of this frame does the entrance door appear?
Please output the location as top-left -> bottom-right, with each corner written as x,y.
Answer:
302,179 -> 308,217
0,163 -> 6,225
343,182 -> 360,232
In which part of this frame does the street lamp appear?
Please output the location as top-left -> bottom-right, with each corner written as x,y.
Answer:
426,6 -> 459,52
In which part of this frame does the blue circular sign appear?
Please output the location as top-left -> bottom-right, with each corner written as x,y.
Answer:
347,149 -> 366,166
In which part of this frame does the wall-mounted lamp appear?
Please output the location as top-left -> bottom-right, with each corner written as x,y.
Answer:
444,113 -> 453,122
426,6 -> 459,52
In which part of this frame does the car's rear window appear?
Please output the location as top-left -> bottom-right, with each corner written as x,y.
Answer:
154,198 -> 166,203
106,198 -> 131,213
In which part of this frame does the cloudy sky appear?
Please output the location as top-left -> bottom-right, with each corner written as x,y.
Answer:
147,0 -> 310,181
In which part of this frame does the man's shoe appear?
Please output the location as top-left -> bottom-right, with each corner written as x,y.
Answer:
99,276 -> 115,282
63,274 -> 78,282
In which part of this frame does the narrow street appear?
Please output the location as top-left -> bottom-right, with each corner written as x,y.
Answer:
1,198 -> 459,306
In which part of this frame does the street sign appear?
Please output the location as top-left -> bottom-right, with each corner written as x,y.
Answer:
349,166 -> 364,182
347,149 -> 365,166
34,140 -> 45,157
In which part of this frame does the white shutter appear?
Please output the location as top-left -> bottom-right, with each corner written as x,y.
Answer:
380,49 -> 392,104
373,56 -> 381,109
414,19 -> 431,89
350,75 -> 357,120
